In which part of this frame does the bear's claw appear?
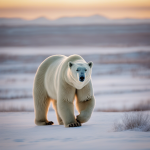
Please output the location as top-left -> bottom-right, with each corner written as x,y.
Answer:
68,121 -> 81,127
76,119 -> 80,123
46,121 -> 54,125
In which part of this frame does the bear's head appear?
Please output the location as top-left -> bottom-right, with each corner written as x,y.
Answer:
67,61 -> 93,89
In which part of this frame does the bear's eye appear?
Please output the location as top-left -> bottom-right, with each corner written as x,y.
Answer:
76,69 -> 79,71
85,69 -> 87,71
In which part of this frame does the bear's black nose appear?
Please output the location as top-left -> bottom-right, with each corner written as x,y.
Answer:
80,76 -> 85,82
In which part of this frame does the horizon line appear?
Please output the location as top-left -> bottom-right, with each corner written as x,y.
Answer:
0,14 -> 150,21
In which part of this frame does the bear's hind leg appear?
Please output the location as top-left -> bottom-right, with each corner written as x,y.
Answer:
52,100 -> 63,125
34,95 -> 54,126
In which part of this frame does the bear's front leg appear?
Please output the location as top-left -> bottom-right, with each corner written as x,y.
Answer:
57,100 -> 81,127
76,96 -> 95,123
57,82 -> 81,127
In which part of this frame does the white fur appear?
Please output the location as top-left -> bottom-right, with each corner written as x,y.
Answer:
33,54 -> 95,127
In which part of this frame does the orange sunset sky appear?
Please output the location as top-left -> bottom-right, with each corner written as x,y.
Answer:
0,0 -> 150,20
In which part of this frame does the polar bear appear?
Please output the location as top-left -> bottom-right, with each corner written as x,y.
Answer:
33,54 -> 95,127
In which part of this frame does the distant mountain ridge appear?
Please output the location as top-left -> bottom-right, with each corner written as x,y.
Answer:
0,15 -> 150,26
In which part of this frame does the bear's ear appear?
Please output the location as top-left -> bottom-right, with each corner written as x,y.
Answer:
68,61 -> 74,68
88,61 -> 93,68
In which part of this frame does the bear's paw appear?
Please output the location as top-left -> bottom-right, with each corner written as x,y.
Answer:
67,121 -> 81,127
46,121 -> 54,125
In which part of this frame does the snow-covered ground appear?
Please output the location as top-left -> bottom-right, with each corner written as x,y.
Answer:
0,46 -> 150,55
0,111 -> 150,150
